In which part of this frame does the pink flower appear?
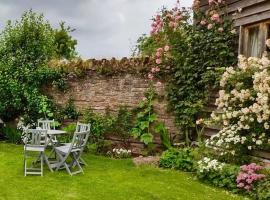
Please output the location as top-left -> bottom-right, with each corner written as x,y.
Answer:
156,58 -> 162,64
169,21 -> 174,28
200,20 -> 207,25
207,24 -> 213,30
175,15 -> 183,21
156,81 -> 162,86
148,73 -> 154,80
151,67 -> 156,73
237,183 -> 244,188
157,48 -> 163,53
155,67 -> 160,72
218,27 -> 224,32
211,14 -> 220,22
208,0 -> 215,4
164,45 -> 170,52
156,51 -> 162,57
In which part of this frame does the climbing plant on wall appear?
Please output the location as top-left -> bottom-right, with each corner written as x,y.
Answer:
135,0 -> 237,135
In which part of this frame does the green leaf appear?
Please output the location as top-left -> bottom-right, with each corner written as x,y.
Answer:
140,133 -> 153,145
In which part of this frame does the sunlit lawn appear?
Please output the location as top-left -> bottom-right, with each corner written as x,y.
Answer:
0,143 -> 245,200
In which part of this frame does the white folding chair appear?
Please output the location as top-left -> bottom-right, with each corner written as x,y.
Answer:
37,119 -> 55,130
54,131 -> 90,176
63,122 -> 91,165
75,122 -> 91,133
37,119 -> 58,144
23,129 -> 52,176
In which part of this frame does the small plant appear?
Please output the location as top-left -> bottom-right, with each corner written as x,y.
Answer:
62,122 -> 76,142
112,106 -> 134,145
61,98 -> 80,120
2,124 -> 22,144
131,86 -> 157,145
236,163 -> 266,192
108,148 -> 132,159
155,122 -> 171,149
159,148 -> 195,172
83,108 -> 114,138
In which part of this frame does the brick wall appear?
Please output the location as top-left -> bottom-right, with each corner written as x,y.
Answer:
47,58 -> 179,148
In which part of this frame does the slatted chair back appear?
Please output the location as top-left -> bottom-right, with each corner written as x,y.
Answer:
75,122 -> 91,133
70,131 -> 90,152
37,119 -> 55,130
24,129 -> 48,147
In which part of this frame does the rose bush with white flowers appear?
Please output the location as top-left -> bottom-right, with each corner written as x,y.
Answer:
207,55 -> 270,161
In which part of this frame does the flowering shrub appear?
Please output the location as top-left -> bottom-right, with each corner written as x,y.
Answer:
236,163 -> 266,191
136,0 -> 237,134
207,55 -> 270,161
197,157 -> 225,173
109,148 -> 131,159
197,157 -> 239,191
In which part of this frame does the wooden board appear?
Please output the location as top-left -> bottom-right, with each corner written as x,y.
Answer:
200,0 -> 270,27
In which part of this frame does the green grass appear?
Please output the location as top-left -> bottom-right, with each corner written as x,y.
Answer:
0,143 -> 245,200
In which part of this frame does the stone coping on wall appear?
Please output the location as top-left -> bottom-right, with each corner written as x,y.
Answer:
49,56 -> 156,76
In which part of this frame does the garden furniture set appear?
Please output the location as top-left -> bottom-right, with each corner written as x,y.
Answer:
23,120 -> 90,176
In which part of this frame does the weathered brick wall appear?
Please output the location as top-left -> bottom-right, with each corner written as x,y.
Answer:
48,58 -> 179,146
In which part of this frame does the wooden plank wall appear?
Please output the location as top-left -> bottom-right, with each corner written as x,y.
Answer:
200,0 -> 270,137
200,0 -> 270,26
200,1 -> 270,162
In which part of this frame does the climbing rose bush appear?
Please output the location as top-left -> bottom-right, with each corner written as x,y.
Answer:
207,55 -> 270,159
137,0 -> 237,133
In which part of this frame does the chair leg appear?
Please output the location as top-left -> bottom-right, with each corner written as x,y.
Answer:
24,151 -> 27,177
41,153 -> 44,177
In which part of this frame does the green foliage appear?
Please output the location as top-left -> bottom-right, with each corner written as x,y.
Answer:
0,10 -> 78,123
54,22 -> 77,59
252,178 -> 270,200
111,105 -> 134,143
1,125 -> 22,144
88,140 -> 112,155
133,34 -> 160,56
155,122 -> 171,149
83,108 -> 114,138
61,99 -> 80,120
131,86 -> 157,145
159,148 -> 196,172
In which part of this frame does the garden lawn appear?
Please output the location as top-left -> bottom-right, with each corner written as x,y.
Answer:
0,143 -> 244,200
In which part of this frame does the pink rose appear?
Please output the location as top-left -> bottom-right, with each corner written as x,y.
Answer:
169,21 -> 174,28
156,81 -> 162,86
164,45 -> 170,52
156,51 -> 162,57
208,0 -> 215,5
200,20 -> 207,25
155,67 -> 160,72
148,73 -> 154,80
151,67 -> 156,73
157,48 -> 163,53
156,58 -> 162,64
207,24 -> 213,30
211,14 -> 220,22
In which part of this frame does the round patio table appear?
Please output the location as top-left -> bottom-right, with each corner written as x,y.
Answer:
45,129 -> 67,170
47,130 -> 66,135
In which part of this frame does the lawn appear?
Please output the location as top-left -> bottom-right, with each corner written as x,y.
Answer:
0,143 -> 245,200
